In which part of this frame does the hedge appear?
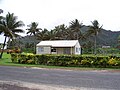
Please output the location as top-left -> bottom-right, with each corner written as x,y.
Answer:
11,53 -> 120,68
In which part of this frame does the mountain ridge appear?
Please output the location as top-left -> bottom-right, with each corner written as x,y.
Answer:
14,26 -> 120,48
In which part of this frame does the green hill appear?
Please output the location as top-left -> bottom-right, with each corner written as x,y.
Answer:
15,26 -> 120,49
81,26 -> 120,47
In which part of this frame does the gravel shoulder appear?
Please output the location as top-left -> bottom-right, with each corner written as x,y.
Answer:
0,80 -> 82,90
0,80 -> 114,90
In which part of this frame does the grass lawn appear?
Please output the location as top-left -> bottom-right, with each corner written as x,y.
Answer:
0,53 -> 120,71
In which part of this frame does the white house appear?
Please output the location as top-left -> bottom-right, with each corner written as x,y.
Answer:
36,40 -> 81,55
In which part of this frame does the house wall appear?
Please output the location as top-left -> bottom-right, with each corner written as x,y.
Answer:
52,47 -> 74,55
36,46 -> 51,54
71,47 -> 75,54
57,48 -> 63,54
36,46 -> 81,55
56,47 -> 75,55
36,41 -> 81,55
74,42 -> 81,54
51,48 -> 64,54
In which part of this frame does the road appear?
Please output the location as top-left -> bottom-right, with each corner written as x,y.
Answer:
0,66 -> 120,90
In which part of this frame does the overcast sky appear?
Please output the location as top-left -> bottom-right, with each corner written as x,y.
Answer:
0,0 -> 120,42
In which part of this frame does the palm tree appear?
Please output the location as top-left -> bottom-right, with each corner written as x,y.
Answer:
0,12 -> 24,58
53,24 -> 68,40
26,22 -> 42,53
37,29 -> 57,40
0,9 -> 3,21
69,19 -> 83,40
0,9 -> 3,14
26,22 -> 41,36
87,20 -> 103,55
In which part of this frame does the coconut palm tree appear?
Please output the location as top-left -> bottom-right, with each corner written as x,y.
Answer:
26,22 -> 41,36
52,24 -> 68,40
87,20 -> 103,55
0,12 -> 24,58
0,9 -> 3,22
69,19 -> 83,40
0,9 -> 3,14
37,29 -> 57,40
26,22 -> 42,53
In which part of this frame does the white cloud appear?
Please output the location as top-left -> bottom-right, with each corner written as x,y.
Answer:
1,0 -> 120,43
1,0 -> 120,31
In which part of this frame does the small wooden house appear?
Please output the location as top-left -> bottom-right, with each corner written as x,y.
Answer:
36,40 -> 81,55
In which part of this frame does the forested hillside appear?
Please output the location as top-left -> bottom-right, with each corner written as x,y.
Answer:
81,26 -> 120,47
15,26 -> 120,48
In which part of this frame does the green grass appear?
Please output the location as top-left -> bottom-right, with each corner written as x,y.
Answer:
0,53 -> 120,71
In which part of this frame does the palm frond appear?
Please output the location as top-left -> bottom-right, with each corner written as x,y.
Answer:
26,22 -> 41,36
0,12 -> 24,39
13,21 -> 25,28
12,29 -> 24,33
0,9 -> 3,14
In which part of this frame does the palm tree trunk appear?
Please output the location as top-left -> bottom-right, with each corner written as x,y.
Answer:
94,35 -> 97,55
0,36 -> 7,59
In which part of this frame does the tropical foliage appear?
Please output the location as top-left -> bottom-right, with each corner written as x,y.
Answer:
36,19 -> 85,40
11,53 -> 120,68
0,9 -> 3,14
69,19 -> 84,40
87,20 -> 103,54
26,22 -> 41,36
0,12 -> 24,58
13,20 -> 120,54
1,11 -> 120,54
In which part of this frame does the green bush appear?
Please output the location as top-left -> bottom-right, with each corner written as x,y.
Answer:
11,53 -> 18,63
108,58 -> 118,66
81,59 -> 91,67
98,58 -> 108,67
10,54 -> 120,68
27,60 -> 35,64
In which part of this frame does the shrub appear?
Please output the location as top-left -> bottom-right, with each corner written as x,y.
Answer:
98,58 -> 108,67
11,53 -> 18,63
108,58 -> 118,66
10,53 -> 120,68
27,60 -> 35,64
81,59 -> 91,67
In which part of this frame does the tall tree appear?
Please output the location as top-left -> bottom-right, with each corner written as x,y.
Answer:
0,12 -> 24,58
37,24 -> 68,40
26,22 -> 42,53
0,9 -> 3,14
37,28 -> 57,40
26,22 -> 41,36
53,24 -> 68,40
0,9 -> 3,20
87,20 -> 102,55
69,19 -> 83,40
117,35 -> 120,49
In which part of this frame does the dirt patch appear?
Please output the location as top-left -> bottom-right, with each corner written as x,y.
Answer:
107,70 -> 120,72
0,81 -> 79,90
0,83 -> 39,90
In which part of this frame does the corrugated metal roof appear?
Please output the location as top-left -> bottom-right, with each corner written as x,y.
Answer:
37,40 -> 79,47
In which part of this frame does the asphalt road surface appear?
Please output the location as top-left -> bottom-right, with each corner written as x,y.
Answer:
0,66 -> 120,90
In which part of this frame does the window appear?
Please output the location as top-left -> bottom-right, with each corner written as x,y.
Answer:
51,48 -> 56,52
76,48 -> 79,53
38,47 -> 44,52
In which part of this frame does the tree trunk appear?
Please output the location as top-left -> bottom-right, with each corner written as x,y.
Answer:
0,36 -> 7,59
94,35 -> 97,55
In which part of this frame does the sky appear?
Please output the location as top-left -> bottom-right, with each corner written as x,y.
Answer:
0,0 -> 120,42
